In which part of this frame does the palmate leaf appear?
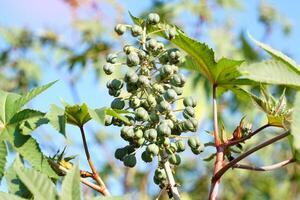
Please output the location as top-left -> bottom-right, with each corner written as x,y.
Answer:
212,58 -> 244,85
46,104 -> 66,136
239,59 -> 300,89
14,157 -> 57,200
5,163 -> 32,198
0,91 -> 21,125
14,81 -> 57,110
60,163 -> 80,200
0,141 -> 7,182
65,103 -> 91,127
291,92 -> 300,161
8,130 -> 58,178
89,107 -> 131,125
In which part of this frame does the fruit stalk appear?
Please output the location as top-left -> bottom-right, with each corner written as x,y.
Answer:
162,151 -> 181,200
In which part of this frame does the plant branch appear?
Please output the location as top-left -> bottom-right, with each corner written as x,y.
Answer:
79,126 -> 111,196
225,124 -> 270,147
161,152 -> 181,200
209,85 -> 224,200
212,130 -> 290,182
48,159 -> 106,194
232,158 -> 295,171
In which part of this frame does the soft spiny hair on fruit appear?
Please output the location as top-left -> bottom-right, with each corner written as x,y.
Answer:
103,13 -> 204,188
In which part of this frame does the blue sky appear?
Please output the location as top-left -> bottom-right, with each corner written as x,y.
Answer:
0,0 -> 300,195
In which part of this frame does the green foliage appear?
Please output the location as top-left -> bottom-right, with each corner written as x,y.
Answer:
46,104 -> 66,136
14,157 -> 57,200
65,103 -> 92,127
291,92 -> 300,161
0,141 -> 7,181
60,163 -> 81,200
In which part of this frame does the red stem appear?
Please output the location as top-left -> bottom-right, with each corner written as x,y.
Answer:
209,85 -> 224,200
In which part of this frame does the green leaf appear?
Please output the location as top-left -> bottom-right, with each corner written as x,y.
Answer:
89,107 -> 131,125
65,103 -> 91,127
14,81 -> 57,110
0,141 -> 7,181
291,92 -> 300,161
249,34 -> 300,71
239,59 -> 300,89
5,163 -> 32,198
14,157 -> 57,200
46,104 -> 66,136
9,109 -> 45,125
213,58 -> 244,84
8,130 -> 58,178
60,163 -> 80,200
0,90 -> 21,124
128,11 -> 144,26
0,192 -> 27,200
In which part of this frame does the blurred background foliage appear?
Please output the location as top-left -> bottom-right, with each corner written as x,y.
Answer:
0,0 -> 299,199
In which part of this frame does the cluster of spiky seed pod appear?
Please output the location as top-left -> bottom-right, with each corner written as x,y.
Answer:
103,13 -> 204,187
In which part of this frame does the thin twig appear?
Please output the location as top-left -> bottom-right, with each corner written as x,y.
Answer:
233,158 -> 295,171
79,126 -> 111,196
212,130 -> 290,182
225,124 -> 270,147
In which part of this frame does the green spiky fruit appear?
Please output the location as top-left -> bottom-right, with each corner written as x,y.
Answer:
147,13 -> 160,24
123,154 -> 137,167
114,24 -> 126,35
111,98 -> 125,110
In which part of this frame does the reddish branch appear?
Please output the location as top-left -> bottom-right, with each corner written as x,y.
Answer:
79,126 -> 111,196
209,85 -> 224,200
233,158 -> 295,171
212,130 -> 290,183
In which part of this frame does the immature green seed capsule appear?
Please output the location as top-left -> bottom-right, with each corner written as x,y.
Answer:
162,137 -> 171,147
104,115 -> 113,126
138,75 -> 150,86
147,143 -> 159,155
135,107 -> 149,121
111,79 -> 123,90
169,154 -> 181,165
188,137 -> 198,149
171,74 -> 182,87
114,24 -> 126,35
149,112 -> 160,123
165,28 -> 176,40
137,50 -> 147,59
184,120 -> 196,132
148,129 -> 158,142
146,39 -> 158,51
183,106 -> 195,119
153,83 -> 165,94
160,65 -> 173,77
163,119 -> 174,129
170,142 -> 178,153
127,52 -> 140,67
131,25 -> 143,37
103,63 -> 114,75
114,147 -> 127,161
129,97 -> 140,108
121,126 -> 135,140
108,88 -> 120,97
111,98 -> 125,110
147,94 -> 157,108
141,151 -> 153,162
106,53 -> 118,64
157,123 -> 171,136
154,168 -> 166,180
147,13 -> 160,24
172,86 -> 183,95
191,145 -> 204,155
183,96 -> 197,107
123,45 -> 135,54
123,154 -> 137,167
176,139 -> 186,152
164,89 -> 177,102
158,101 -> 171,113
136,137 -> 145,146
134,129 -> 143,139
124,71 -> 138,83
